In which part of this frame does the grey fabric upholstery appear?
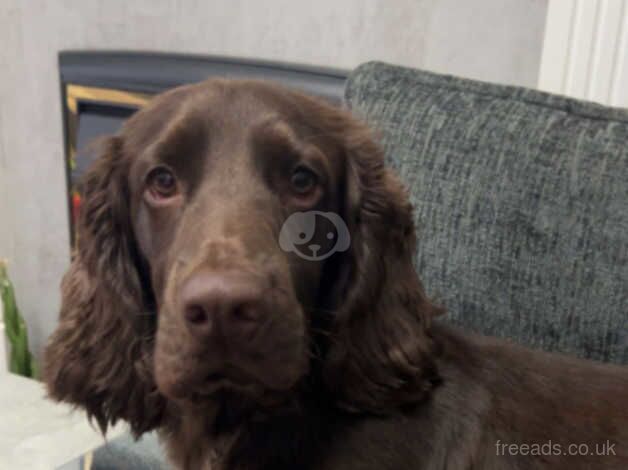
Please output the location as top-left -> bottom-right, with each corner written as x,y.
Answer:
91,433 -> 168,470
345,61 -> 628,364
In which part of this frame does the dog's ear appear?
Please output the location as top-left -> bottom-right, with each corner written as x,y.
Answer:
44,137 -> 164,435
322,118 -> 444,413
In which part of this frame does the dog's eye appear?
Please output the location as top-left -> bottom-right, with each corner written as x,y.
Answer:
290,166 -> 317,194
147,167 -> 178,199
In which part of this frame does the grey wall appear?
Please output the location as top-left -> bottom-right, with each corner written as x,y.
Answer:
0,0 -> 548,359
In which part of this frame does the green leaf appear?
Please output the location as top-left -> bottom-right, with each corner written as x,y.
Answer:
0,260 -> 38,378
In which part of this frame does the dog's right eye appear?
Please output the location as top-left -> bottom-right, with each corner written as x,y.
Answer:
290,166 -> 318,195
146,167 -> 179,200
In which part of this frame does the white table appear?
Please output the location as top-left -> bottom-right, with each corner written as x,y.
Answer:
0,373 -> 125,470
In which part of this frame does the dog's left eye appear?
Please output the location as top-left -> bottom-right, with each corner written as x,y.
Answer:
290,166 -> 317,194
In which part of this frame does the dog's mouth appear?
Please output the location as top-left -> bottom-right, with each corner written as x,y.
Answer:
197,368 -> 260,394
157,363 -> 292,410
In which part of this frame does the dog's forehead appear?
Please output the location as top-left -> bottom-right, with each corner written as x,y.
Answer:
125,80 -> 311,147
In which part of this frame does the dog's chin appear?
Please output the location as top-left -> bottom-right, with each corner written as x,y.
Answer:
155,348 -> 308,414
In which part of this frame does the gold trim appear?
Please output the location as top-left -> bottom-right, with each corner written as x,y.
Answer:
83,450 -> 93,470
65,84 -> 152,168
65,84 -> 151,113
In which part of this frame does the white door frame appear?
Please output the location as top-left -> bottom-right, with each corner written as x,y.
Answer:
538,0 -> 628,107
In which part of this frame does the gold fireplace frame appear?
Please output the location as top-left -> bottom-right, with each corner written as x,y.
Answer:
64,84 -> 152,245
64,83 -> 152,168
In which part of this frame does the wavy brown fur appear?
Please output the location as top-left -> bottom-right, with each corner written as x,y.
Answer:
44,137 -> 165,434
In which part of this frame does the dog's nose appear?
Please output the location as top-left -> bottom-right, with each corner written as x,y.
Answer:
180,271 -> 263,339
308,244 -> 321,255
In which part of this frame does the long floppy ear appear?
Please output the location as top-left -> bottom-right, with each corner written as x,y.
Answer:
322,120 -> 444,413
44,137 -> 164,435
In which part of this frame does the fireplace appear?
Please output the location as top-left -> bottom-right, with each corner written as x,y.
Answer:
59,51 -> 347,245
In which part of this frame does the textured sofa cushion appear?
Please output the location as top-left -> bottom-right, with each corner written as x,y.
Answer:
345,62 -> 627,363
92,433 -> 167,470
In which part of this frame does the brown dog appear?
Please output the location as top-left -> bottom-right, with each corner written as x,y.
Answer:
44,79 -> 628,469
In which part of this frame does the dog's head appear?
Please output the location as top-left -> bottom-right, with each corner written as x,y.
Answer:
44,80 -> 443,435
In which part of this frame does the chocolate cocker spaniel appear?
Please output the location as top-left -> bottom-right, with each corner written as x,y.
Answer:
45,80 -> 628,469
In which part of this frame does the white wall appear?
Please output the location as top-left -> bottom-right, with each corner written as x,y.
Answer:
0,0 -> 548,359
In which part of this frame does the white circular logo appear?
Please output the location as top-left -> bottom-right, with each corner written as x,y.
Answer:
278,211 -> 351,261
